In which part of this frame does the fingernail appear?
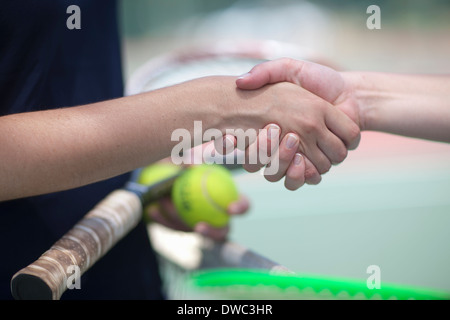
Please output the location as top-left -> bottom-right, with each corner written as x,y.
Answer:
294,153 -> 303,165
285,134 -> 298,149
237,72 -> 251,80
267,124 -> 280,139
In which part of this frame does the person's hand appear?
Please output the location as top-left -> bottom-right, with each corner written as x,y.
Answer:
145,194 -> 250,241
235,58 -> 362,188
236,58 -> 362,135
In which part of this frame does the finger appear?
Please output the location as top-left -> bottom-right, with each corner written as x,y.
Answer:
236,58 -> 304,90
213,134 -> 236,156
303,156 -> 322,185
284,153 -> 306,190
147,205 -> 189,232
157,197 -> 191,231
227,194 -> 250,215
325,106 -> 361,150
297,140 -> 331,176
317,131 -> 348,165
243,124 -> 280,173
237,58 -> 345,104
194,222 -> 230,241
264,133 -> 299,182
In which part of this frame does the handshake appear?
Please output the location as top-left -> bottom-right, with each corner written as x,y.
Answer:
200,57 -> 449,191
208,58 -> 363,191
154,57 -> 449,239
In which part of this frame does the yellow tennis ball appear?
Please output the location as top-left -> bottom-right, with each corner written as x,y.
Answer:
138,162 -> 182,186
172,164 -> 239,228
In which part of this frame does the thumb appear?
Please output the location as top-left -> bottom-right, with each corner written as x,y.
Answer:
236,58 -> 344,104
236,58 -> 304,90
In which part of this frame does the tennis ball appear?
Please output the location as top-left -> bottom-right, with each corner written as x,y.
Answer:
138,162 -> 182,186
171,164 -> 239,228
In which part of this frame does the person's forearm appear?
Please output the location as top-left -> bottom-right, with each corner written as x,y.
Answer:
1,73 -> 362,200
0,77 -> 238,201
345,72 -> 450,142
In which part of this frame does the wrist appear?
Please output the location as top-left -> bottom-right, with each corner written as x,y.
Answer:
341,71 -> 378,132
209,76 -> 243,131
172,76 -> 236,132
341,72 -> 450,142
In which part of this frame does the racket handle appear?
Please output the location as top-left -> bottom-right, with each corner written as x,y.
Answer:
11,189 -> 142,300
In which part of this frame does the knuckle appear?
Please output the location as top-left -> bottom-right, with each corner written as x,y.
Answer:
281,57 -> 295,68
304,167 -> 319,182
335,146 -> 348,163
303,118 -> 321,134
318,161 -> 331,175
348,123 -> 361,146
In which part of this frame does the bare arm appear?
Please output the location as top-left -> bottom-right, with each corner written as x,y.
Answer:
0,75 -> 359,201
0,78 -> 224,201
344,72 -> 450,142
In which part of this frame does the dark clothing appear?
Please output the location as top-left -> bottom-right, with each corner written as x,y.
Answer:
0,0 -> 163,299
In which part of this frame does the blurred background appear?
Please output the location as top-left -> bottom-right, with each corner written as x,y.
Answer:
118,0 -> 450,292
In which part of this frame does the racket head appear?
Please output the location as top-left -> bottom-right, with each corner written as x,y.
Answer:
125,39 -> 328,95
187,268 -> 450,300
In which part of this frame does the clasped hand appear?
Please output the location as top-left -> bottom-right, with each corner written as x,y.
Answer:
233,58 -> 361,190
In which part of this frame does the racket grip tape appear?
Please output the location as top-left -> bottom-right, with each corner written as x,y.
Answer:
10,189 -> 142,300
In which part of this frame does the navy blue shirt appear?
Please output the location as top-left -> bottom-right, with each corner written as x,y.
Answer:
0,0 -> 163,299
